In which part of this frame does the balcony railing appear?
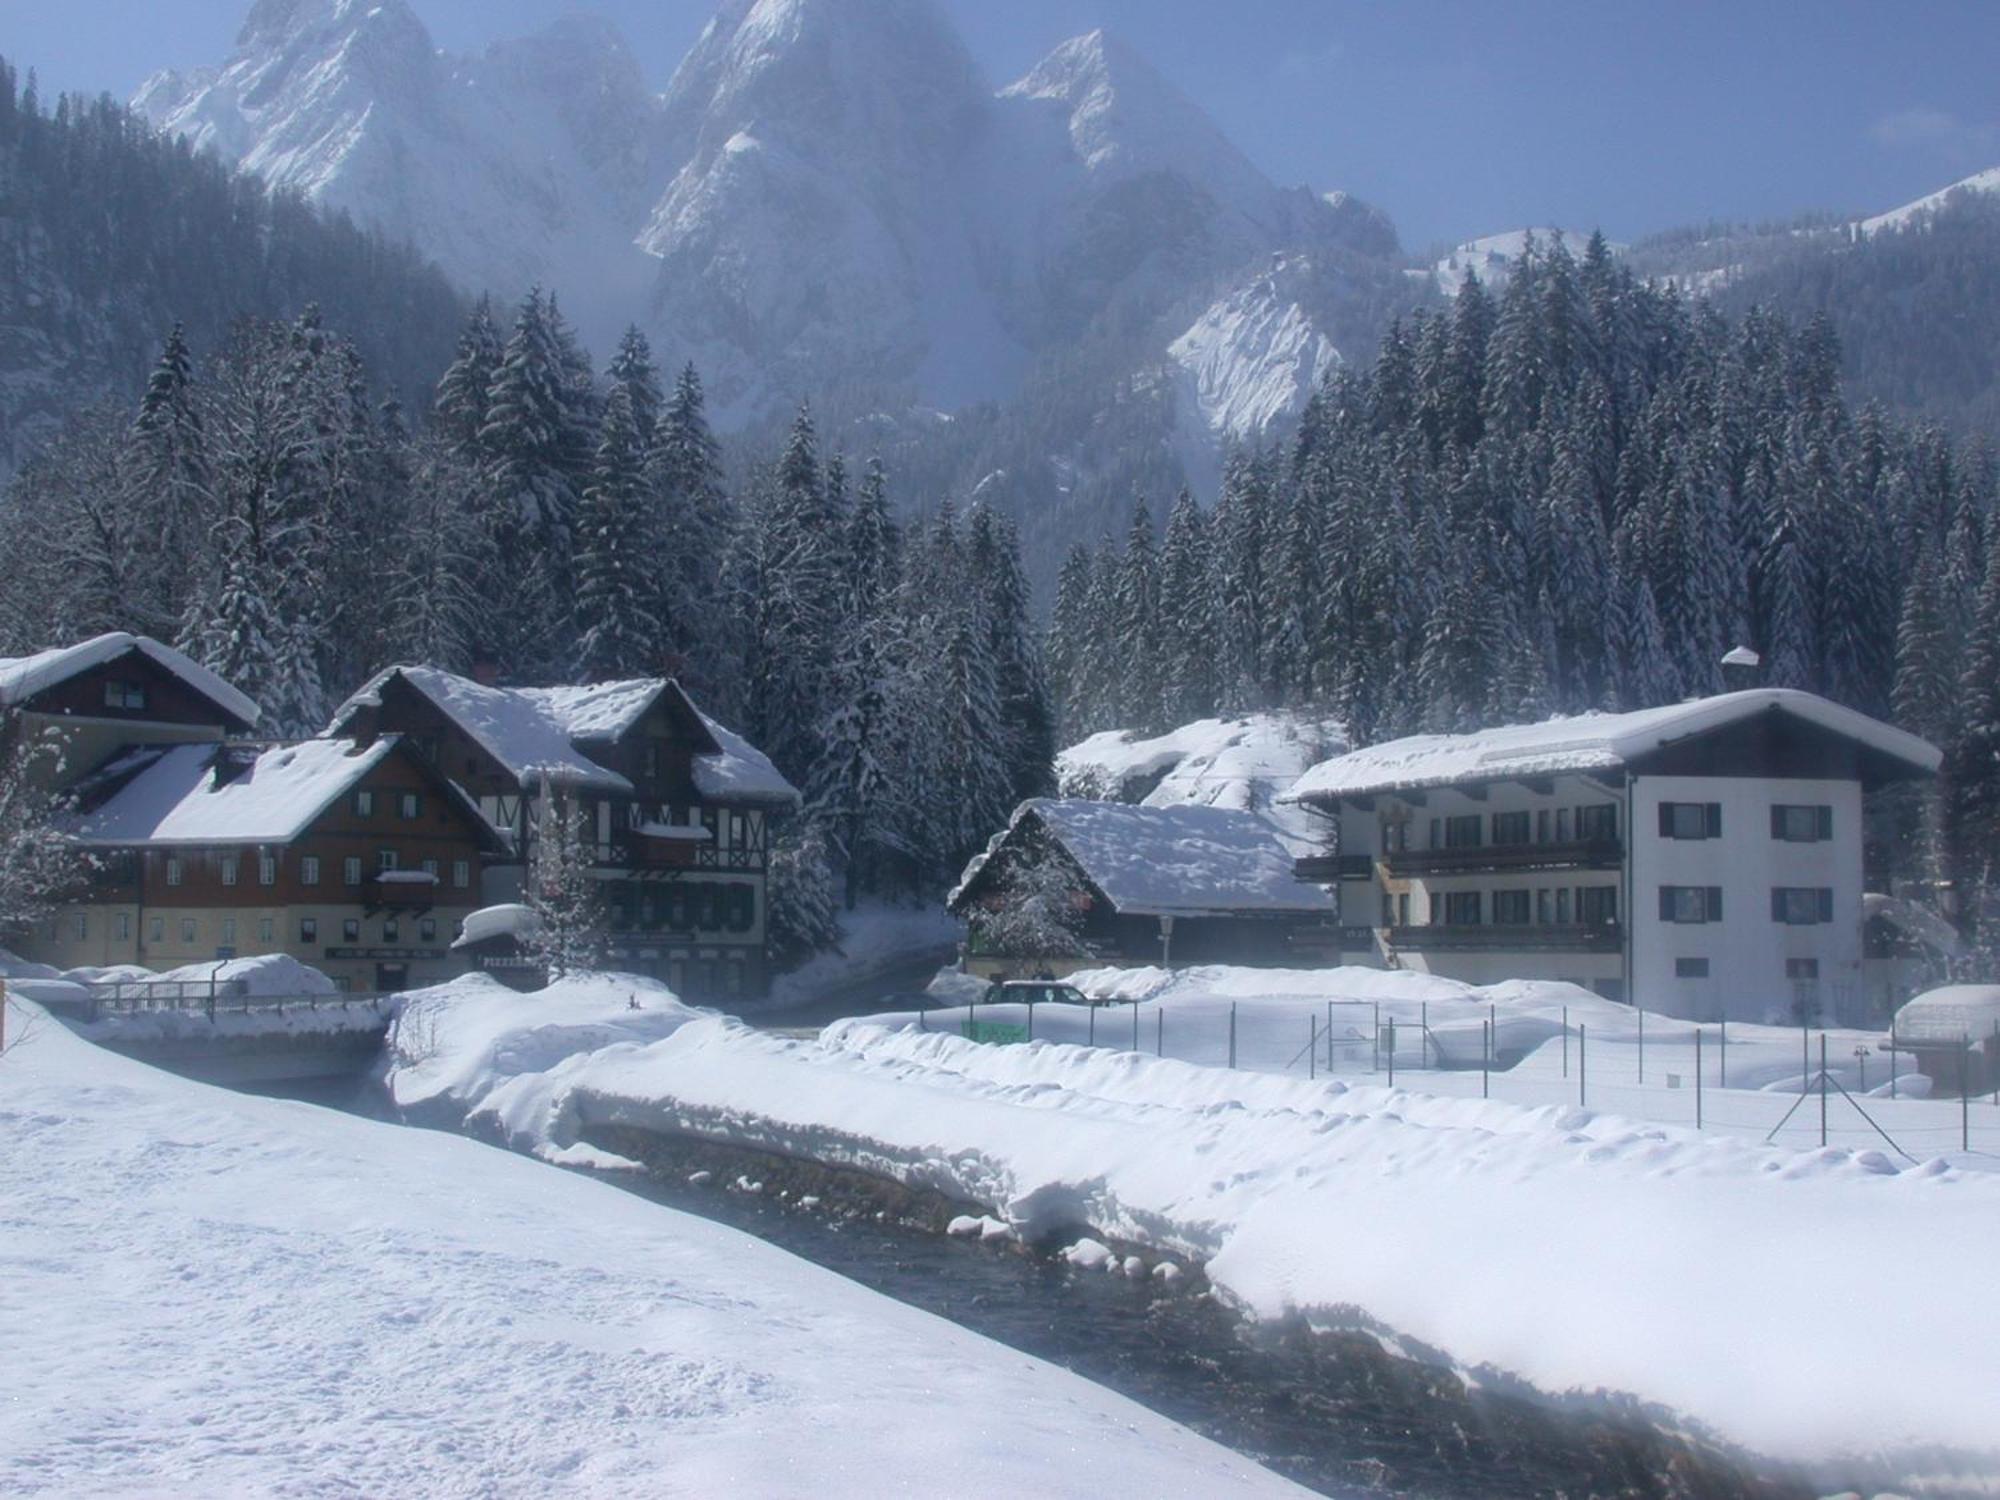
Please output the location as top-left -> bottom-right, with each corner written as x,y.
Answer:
1386,921 -> 1623,954
1293,853 -> 1374,882
1382,838 -> 1622,878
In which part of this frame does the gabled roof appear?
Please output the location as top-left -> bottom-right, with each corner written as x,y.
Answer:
0,632 -> 260,728
1282,690 -> 1941,805
951,798 -> 1335,920
64,736 -> 504,849
327,666 -> 800,807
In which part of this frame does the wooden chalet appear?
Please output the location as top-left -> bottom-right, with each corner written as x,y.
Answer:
327,667 -> 800,999
949,798 -> 1338,979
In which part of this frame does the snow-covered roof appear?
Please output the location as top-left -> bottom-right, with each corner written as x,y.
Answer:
691,709 -> 800,807
334,667 -> 632,792
1283,690 -> 1941,805
953,798 -> 1335,919
0,632 -> 260,727
1893,986 -> 2000,1046
67,738 -> 397,846
451,903 -> 541,950
329,668 -> 799,807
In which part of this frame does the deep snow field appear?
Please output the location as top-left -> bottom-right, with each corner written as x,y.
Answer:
368,968 -> 2000,1493
0,993 -> 1309,1498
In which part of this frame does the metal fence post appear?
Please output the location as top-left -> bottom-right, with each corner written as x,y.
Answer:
1228,1002 -> 1237,1069
1420,1000 -> 1429,1068
1310,1014 -> 1318,1080
1819,1033 -> 1828,1147
1966,1035 -> 1973,1153
1088,1004 -> 1096,1047
1696,1029 -> 1704,1130
1562,1005 -> 1568,1078
1024,1001 -> 1031,1040
1156,1008 -> 1163,1058
1132,1001 -> 1140,1052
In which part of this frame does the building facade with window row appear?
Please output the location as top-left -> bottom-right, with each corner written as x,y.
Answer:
37,735 -> 507,993
1281,690 -> 1940,1024
327,666 -> 800,1000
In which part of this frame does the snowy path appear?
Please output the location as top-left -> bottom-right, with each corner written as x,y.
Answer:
527,1013 -> 2000,1489
0,1002 -> 1310,1498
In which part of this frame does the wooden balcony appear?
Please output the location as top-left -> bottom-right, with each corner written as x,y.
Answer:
1386,921 -> 1623,954
1293,853 -> 1374,882
1383,838 -> 1622,878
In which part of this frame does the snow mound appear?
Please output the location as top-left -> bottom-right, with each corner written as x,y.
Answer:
383,971 -> 705,1121
150,953 -> 339,999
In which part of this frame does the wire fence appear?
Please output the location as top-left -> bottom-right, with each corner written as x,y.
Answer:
928,994 -> 2000,1164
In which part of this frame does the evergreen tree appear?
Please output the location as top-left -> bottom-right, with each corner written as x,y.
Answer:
573,385 -> 663,681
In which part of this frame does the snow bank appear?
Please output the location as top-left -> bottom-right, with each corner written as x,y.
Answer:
513,1016 -> 2000,1485
0,1003 -> 1300,1498
152,953 -> 338,998
383,972 -> 706,1124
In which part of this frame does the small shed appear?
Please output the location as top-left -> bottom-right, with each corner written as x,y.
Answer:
451,904 -> 545,992
1889,985 -> 2000,1096
948,798 -> 1337,979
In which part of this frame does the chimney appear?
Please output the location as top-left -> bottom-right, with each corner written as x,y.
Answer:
1720,646 -> 1762,692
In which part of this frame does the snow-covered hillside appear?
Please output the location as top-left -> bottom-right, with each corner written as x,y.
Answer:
1859,163 -> 2000,235
1430,227 -> 1606,293
136,0 -> 1400,427
0,999 -> 1303,1497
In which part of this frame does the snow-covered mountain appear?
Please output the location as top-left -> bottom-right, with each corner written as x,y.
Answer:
1858,164 -> 2000,236
135,0 -> 1400,427
1430,227 -> 1608,293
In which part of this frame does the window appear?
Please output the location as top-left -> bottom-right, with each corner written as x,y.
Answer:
220,854 -> 239,886
343,918 -> 360,941
1772,887 -> 1835,925
1555,808 -> 1571,842
180,918 -> 197,943
102,679 -> 147,710
452,860 -> 470,890
1577,804 -> 1618,841
148,916 -> 163,943
422,858 -> 439,878
1536,809 -> 1551,844
1492,889 -> 1530,924
1676,957 -> 1710,979
420,917 -> 437,942
1396,892 -> 1410,926
377,849 -> 399,872
116,912 -> 131,941
301,856 -> 320,885
301,917 -> 318,943
258,917 -> 274,944
1786,958 -> 1820,980
1492,811 -> 1530,846
1659,802 -> 1722,840
220,918 -> 237,945
725,884 -> 755,933
1580,886 -> 1620,926
399,792 -> 421,820
72,911 -> 88,940
1381,819 -> 1408,852
1439,891 -> 1483,926
353,789 -> 375,818
694,888 -> 718,929
258,852 -> 277,886
1536,888 -> 1552,924
1659,885 -> 1723,924
384,919 -> 400,942
1380,891 -> 1395,927
1556,887 -> 1572,924
344,857 -> 363,886
166,857 -> 183,887
1444,815 -> 1483,849
1771,805 -> 1833,842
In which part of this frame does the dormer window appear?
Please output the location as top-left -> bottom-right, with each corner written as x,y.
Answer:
102,680 -> 147,710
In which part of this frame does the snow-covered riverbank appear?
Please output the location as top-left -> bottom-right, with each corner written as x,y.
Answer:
0,998 -> 1308,1498
418,979 -> 2000,1491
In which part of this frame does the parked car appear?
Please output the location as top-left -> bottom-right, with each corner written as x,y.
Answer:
986,979 -> 1100,1007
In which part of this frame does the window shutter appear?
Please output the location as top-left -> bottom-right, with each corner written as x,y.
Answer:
1817,806 -> 1833,840
1819,888 -> 1834,922
1770,806 -> 1783,839
1771,888 -> 1785,922
1659,886 -> 1675,922
1706,803 -> 1722,838
1658,803 -> 1674,837
1707,886 -> 1722,921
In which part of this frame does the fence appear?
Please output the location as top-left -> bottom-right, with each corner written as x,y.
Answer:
75,979 -> 387,1024
927,993 -> 2000,1163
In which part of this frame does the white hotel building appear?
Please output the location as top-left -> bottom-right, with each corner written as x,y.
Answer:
1280,690 -> 1939,1024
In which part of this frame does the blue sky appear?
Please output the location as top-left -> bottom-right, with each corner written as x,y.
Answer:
11,0 -> 2000,251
